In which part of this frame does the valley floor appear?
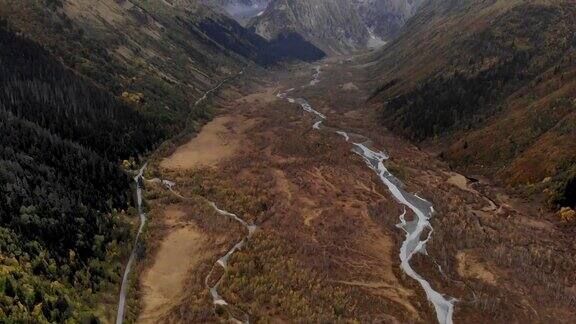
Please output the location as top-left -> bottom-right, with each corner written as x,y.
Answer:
128,58 -> 576,323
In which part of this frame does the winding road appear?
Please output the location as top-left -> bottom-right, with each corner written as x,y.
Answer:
116,164 -> 148,324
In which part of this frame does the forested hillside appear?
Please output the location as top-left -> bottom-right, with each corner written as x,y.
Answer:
0,0 -> 330,320
0,25 -> 167,159
0,0 -> 310,135
370,0 -> 576,211
0,23 -> 163,321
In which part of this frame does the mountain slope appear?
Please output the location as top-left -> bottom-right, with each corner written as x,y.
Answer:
0,0 -> 309,321
0,0 -> 314,130
250,0 -> 367,55
249,0 -> 424,55
368,0 -> 576,209
0,22 -> 167,322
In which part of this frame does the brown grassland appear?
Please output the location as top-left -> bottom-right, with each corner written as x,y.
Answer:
131,59 -> 576,323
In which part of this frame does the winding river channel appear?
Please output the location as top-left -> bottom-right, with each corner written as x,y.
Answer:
119,171 -> 256,323
162,183 -> 257,323
116,65 -> 454,324
206,202 -> 257,324
116,71 -> 247,324
278,66 -> 456,324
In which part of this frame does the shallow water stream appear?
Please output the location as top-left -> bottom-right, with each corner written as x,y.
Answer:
278,67 -> 456,324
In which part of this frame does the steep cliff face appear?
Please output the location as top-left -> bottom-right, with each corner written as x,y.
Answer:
250,0 -> 368,55
249,0 -> 424,55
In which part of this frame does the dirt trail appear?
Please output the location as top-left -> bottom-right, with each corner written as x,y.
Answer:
138,207 -> 208,323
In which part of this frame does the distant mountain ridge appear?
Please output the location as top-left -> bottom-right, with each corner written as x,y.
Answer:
248,0 -> 424,55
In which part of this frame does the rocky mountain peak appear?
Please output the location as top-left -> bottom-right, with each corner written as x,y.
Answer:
246,0 -> 425,55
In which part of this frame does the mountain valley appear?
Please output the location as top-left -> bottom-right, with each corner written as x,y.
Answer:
0,0 -> 575,323
135,57 -> 576,323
